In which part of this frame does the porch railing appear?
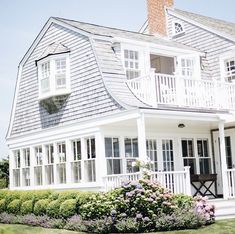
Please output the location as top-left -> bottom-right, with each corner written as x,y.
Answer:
227,169 -> 235,198
126,73 -> 235,111
103,167 -> 191,195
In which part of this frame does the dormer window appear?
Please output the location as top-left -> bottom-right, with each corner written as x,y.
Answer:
224,57 -> 235,82
173,21 -> 185,37
38,55 -> 70,100
36,42 -> 71,113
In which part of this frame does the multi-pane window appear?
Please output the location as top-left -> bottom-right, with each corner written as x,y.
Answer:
45,144 -> 54,185
13,150 -> 21,187
40,61 -> 50,93
125,138 -> 139,173
146,139 -> 158,172
197,139 -> 211,174
22,148 -> 30,186
55,58 -> 66,89
124,50 -> 140,79
84,138 -> 96,182
225,136 -> 233,169
57,142 -> 66,184
105,138 -> 122,175
34,146 -> 43,186
181,58 -> 194,77
174,22 -> 184,35
181,139 -> 196,174
162,139 -> 174,171
224,58 -> 235,81
71,140 -> 82,183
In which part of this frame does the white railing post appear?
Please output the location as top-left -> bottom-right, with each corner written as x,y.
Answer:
219,121 -> 229,199
150,69 -> 157,107
184,166 -> 191,196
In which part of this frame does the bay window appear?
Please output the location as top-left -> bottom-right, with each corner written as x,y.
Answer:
125,138 -> 139,173
34,146 -> 43,186
71,139 -> 82,183
105,137 -> 122,175
84,138 -> 96,182
38,54 -> 70,100
56,142 -> 66,184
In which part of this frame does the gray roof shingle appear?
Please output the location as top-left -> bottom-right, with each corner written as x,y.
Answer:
171,8 -> 235,40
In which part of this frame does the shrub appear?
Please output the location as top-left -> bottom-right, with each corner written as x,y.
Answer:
46,200 -> 61,218
21,214 -> 50,227
4,191 -> 21,206
115,218 -> 139,233
0,190 -> 9,200
65,215 -> 87,232
21,200 -> 33,215
33,190 -> 51,203
155,208 -> 206,231
59,199 -> 77,218
7,199 -> 21,214
0,199 -> 6,213
34,199 -> 50,216
20,191 -> 35,203
172,194 -> 194,209
0,212 -> 19,224
57,191 -> 79,202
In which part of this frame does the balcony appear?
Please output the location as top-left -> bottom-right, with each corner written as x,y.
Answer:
126,73 -> 235,111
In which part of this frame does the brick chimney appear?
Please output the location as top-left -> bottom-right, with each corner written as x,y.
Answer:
147,0 -> 174,36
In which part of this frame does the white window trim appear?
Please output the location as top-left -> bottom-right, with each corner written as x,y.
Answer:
37,53 -> 71,100
172,20 -> 185,37
220,48 -> 235,82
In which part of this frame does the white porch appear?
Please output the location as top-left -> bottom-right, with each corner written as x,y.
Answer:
126,73 -> 235,111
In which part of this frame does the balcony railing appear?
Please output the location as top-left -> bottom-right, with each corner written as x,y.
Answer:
126,73 -> 235,111
103,167 -> 191,195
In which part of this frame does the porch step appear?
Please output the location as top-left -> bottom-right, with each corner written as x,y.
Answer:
209,199 -> 235,220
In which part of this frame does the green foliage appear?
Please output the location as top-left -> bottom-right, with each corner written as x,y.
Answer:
0,159 -> 9,188
34,199 -> 50,216
21,200 -> 33,215
172,194 -> 194,209
0,190 -> 9,200
0,199 -> 6,213
46,200 -> 61,218
59,199 -> 77,218
19,191 -> 35,203
7,199 -> 21,214
5,192 -> 21,207
57,191 -> 79,202
33,191 -> 52,203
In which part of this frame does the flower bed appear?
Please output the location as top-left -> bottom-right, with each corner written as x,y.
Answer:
0,180 -> 215,233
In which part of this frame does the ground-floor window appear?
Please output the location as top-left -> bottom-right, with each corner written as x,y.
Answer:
197,139 -> 211,174
225,136 -> 233,169
181,139 -> 196,174
105,137 -> 122,175
162,139 -> 174,171
146,139 -> 158,171
71,139 -> 82,183
45,144 -> 54,185
125,138 -> 139,173
34,166 -> 42,186
13,169 -> 20,187
22,168 -> 30,186
84,138 -> 96,182
45,165 -> 54,185
57,163 -> 66,184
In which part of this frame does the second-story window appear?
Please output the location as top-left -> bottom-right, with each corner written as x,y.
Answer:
41,61 -> 50,93
55,58 -> 66,89
124,50 -> 140,79
181,58 -> 194,77
173,22 -> 184,36
224,57 -> 235,81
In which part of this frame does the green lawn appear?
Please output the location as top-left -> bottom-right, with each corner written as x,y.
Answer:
0,219 -> 235,234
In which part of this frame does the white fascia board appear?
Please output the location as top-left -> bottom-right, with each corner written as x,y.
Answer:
140,108 -> 225,122
167,9 -> 235,44
6,109 -> 141,146
114,36 -> 203,56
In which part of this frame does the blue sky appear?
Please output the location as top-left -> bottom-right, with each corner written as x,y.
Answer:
0,0 -> 235,158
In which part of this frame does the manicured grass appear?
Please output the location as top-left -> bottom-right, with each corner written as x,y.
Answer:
0,219 -> 235,234
0,224 -> 82,234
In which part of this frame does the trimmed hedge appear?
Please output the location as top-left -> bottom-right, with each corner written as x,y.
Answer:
7,199 -> 21,214
34,199 -> 50,216
0,199 -> 6,213
46,200 -> 61,218
21,200 -> 33,215
60,199 -> 77,218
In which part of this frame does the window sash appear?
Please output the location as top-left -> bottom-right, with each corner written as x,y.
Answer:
57,142 -> 66,163
87,138 -> 96,159
22,168 -> 30,186
35,147 -> 43,166
106,159 -> 122,175
45,165 -> 54,185
34,166 -> 43,186
13,169 -> 20,187
72,140 -> 81,161
23,148 -> 30,167
84,159 -> 96,182
71,161 -> 82,183
125,138 -> 138,158
146,139 -> 158,171
124,49 -> 140,79
57,163 -> 66,184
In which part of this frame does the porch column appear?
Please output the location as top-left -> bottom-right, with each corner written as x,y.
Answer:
219,121 -> 229,199
137,113 -> 147,162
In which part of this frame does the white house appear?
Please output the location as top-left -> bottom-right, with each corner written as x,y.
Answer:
6,0 -> 235,201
